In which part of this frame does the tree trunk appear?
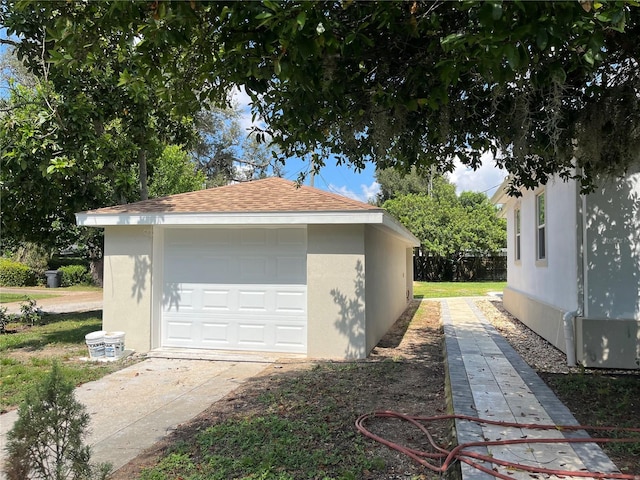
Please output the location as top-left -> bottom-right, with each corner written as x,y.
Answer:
138,148 -> 148,200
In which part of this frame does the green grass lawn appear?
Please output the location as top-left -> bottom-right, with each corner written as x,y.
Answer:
413,281 -> 506,299
0,311 -> 132,413
0,292 -> 58,303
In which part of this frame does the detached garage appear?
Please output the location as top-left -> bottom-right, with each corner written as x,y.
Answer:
77,177 -> 419,360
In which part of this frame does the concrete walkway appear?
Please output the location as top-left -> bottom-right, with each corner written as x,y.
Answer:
442,298 -> 619,480
0,357 -> 271,478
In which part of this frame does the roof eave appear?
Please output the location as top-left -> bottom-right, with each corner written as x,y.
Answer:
76,210 -> 419,246
76,210 -> 384,227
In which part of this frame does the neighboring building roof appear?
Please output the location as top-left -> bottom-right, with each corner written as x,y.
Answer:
76,177 -> 420,246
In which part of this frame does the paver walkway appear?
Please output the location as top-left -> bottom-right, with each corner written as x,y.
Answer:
442,297 -> 619,480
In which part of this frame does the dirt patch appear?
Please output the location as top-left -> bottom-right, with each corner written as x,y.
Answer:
110,300 -> 450,480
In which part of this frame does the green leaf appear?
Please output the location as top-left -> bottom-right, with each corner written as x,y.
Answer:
583,49 -> 595,66
296,11 -> 306,29
491,3 -> 503,20
536,28 -> 548,50
504,45 -> 519,70
441,32 -> 465,50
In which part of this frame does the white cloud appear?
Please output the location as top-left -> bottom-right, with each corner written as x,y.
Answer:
329,181 -> 380,203
448,151 -> 507,197
230,85 -> 264,133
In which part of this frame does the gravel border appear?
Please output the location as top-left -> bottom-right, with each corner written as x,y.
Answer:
475,298 -> 640,377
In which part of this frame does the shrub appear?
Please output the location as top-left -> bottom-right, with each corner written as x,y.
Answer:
0,306 -> 17,334
20,298 -> 44,327
59,265 -> 92,287
4,362 -> 111,480
15,243 -> 51,278
0,258 -> 36,287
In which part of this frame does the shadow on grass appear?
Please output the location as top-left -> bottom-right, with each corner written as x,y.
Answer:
2,311 -> 103,351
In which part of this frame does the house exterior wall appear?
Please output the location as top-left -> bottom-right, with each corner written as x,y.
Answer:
364,225 -> 413,353
307,224 -> 367,359
102,225 -> 153,353
502,178 -> 579,353
501,170 -> 640,369
578,169 -> 640,369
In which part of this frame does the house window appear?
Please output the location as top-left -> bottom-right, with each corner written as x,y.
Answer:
515,208 -> 521,261
536,191 -> 546,261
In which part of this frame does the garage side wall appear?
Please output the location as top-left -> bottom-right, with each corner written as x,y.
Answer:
103,226 -> 153,353
364,226 -> 412,353
307,224 -> 366,359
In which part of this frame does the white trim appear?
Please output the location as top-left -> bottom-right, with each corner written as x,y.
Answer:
535,189 -> 548,265
150,226 -> 164,350
77,211 -> 381,226
76,211 -> 420,246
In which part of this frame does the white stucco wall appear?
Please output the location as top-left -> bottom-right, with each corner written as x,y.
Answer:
364,225 -> 413,353
583,169 -> 640,321
102,225 -> 153,353
505,177 -> 579,312
501,171 -> 640,369
307,224 -> 367,359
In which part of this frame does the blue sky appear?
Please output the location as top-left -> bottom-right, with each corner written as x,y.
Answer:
232,87 -> 507,202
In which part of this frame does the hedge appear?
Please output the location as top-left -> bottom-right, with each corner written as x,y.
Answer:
58,265 -> 92,287
0,258 -> 37,287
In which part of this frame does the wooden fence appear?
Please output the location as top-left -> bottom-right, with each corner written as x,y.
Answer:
413,251 -> 507,282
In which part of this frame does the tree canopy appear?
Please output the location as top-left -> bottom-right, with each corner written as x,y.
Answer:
3,0 -> 637,193
380,174 -> 506,258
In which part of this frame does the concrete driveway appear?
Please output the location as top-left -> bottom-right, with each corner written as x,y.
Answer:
0,357 -> 272,477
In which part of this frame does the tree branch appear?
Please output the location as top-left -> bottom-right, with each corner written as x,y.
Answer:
0,38 -> 20,47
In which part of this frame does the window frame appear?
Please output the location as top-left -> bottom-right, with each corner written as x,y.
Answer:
514,207 -> 521,263
535,190 -> 547,266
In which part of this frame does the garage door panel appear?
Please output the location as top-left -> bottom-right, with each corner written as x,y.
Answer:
164,319 -> 195,342
237,322 -> 268,345
162,227 -> 307,353
162,288 -> 196,312
238,290 -> 267,311
240,229 -> 268,246
239,257 -> 268,280
275,291 -> 306,313
274,324 -> 305,348
201,321 -> 231,344
202,289 -> 232,311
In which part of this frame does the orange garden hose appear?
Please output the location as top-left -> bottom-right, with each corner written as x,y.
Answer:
355,411 -> 640,480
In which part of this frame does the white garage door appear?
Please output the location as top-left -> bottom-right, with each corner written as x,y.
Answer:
162,227 -> 307,353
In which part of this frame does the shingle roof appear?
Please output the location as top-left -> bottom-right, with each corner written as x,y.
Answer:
81,177 -> 381,215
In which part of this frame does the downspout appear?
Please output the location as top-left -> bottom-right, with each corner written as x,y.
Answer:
563,309 -> 578,366
563,173 -> 587,367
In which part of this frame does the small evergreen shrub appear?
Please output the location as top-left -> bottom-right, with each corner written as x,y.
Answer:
0,258 -> 36,287
59,265 -> 92,287
4,362 -> 111,480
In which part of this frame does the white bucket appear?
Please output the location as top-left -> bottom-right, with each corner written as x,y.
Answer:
85,330 -> 106,359
104,331 -> 125,358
